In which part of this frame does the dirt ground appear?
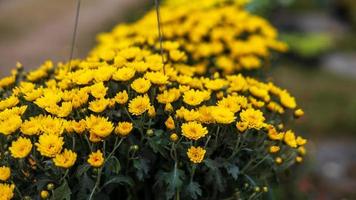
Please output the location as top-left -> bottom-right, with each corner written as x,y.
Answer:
0,0 -> 145,76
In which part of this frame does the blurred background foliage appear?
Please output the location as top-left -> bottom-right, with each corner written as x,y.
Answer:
0,0 -> 355,199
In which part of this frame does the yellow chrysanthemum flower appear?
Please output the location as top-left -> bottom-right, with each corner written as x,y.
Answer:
211,107 -> 236,124
35,134 -> 64,158
9,137 -> 33,158
131,78 -> 151,93
88,98 -> 110,113
284,130 -> 297,148
85,115 -> 114,138
128,95 -> 151,116
187,146 -> 206,164
87,150 -> 104,167
0,183 -> 15,200
112,67 -> 136,81
183,90 -> 205,106
239,108 -> 265,130
114,90 -> 129,104
21,118 -> 41,136
0,166 -> 11,181
90,82 -> 108,99
53,149 -> 77,168
181,121 -> 208,140
115,122 -> 133,137
0,115 -> 22,135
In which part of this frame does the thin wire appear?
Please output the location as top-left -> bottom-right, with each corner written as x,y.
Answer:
154,0 -> 165,74
68,0 -> 82,71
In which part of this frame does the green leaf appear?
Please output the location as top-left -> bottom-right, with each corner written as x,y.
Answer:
102,175 -> 134,189
155,164 -> 185,199
204,159 -> 225,192
185,181 -> 202,200
51,181 -> 71,200
147,129 -> 169,158
225,162 -> 239,180
105,156 -> 121,175
133,158 -> 150,181
76,174 -> 95,200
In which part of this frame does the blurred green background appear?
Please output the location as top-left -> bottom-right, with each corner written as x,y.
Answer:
0,0 -> 355,199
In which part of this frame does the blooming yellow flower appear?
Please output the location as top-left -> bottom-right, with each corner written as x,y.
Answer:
9,137 -> 33,159
0,115 -> 22,135
144,72 -> 169,85
128,95 -> 151,116
267,126 -> 284,140
197,106 -> 215,124
181,121 -> 208,140
239,108 -> 265,130
0,183 -> 15,200
115,122 -> 133,137
41,116 -> 64,135
187,146 -> 206,164
280,91 -> 296,109
53,149 -> 77,168
90,82 -> 108,99
183,90 -> 205,106
284,130 -> 297,148
211,107 -> 236,124
89,98 -> 110,113
35,134 -> 64,157
114,90 -> 129,105
296,136 -> 307,146
85,115 -> 114,138
236,121 -> 248,132
0,166 -> 11,181
87,150 -> 104,167
113,67 -> 136,81
21,118 -> 41,135
131,78 -> 151,93
89,132 -> 102,143
71,120 -> 87,134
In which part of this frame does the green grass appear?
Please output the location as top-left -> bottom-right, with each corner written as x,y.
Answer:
269,62 -> 356,136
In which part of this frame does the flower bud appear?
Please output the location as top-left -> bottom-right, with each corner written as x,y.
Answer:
146,129 -> 154,137
47,183 -> 55,190
130,145 -> 139,151
170,133 -> 178,142
294,109 -> 304,118
40,190 -> 49,199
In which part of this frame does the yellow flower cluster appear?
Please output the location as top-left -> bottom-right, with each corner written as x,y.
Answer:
93,0 -> 287,74
0,0 -> 307,198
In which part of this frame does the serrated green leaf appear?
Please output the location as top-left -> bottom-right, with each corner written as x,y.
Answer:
155,164 -> 185,199
185,181 -> 202,199
105,156 -> 121,175
225,163 -> 239,180
133,158 -> 150,180
51,181 -> 71,200
76,174 -> 95,200
204,159 -> 225,192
